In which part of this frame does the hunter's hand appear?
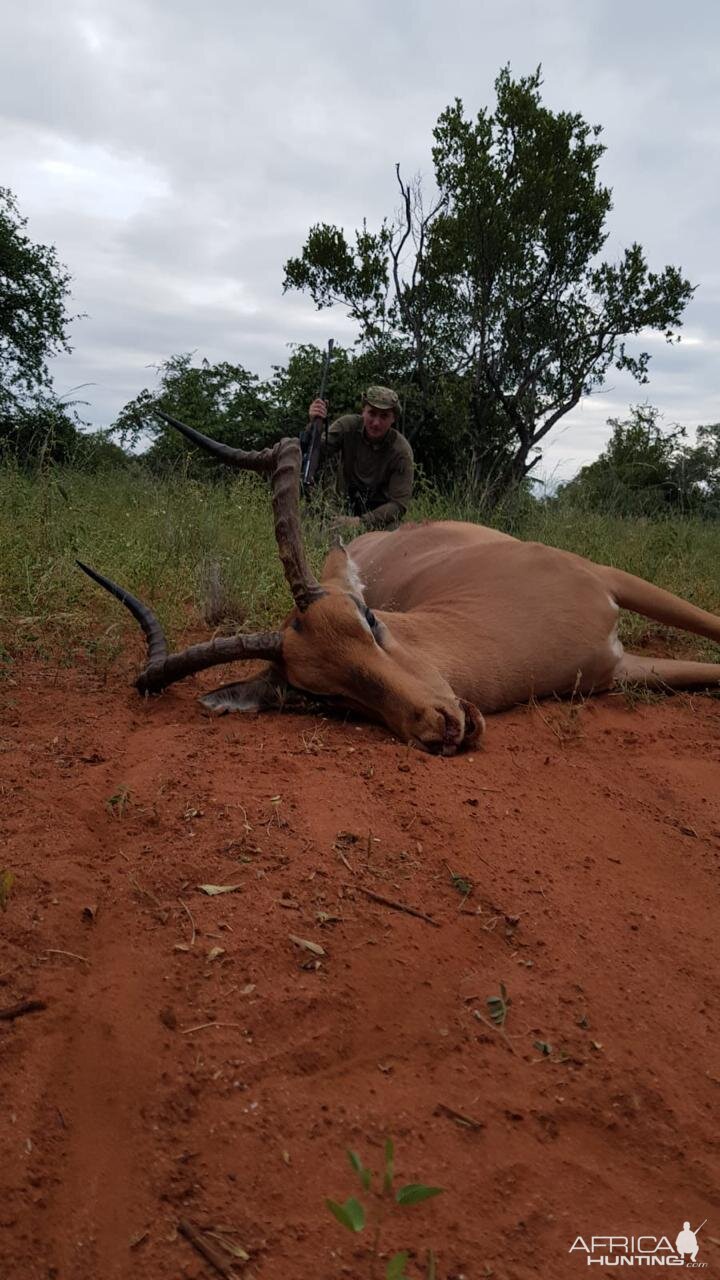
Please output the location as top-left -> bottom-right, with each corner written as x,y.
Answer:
329,516 -> 362,533
308,398 -> 328,421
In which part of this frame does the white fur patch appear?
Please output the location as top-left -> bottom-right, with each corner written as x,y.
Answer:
345,555 -> 365,598
608,621 -> 624,661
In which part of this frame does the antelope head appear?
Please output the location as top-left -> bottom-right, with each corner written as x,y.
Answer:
78,413 -> 484,755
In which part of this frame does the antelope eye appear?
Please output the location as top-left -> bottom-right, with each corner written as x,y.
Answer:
291,617 -> 302,632
364,607 -> 378,630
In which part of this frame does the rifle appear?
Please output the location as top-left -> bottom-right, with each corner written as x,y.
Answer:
301,338 -> 334,489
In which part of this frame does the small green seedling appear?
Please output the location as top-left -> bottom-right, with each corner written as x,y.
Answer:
326,1139 -> 444,1278
444,861 -> 473,906
486,982 -> 511,1028
106,785 -> 131,818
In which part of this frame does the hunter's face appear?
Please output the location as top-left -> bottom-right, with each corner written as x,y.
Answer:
362,404 -> 395,441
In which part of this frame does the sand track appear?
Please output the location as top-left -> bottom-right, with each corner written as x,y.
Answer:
1,663 -> 719,1278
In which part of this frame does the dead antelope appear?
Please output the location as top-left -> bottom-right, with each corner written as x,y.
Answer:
78,413 -> 720,755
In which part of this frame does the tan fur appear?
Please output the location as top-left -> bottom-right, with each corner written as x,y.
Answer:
210,520 -> 720,752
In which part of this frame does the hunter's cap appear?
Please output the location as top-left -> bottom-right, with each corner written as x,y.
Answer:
363,385 -> 400,413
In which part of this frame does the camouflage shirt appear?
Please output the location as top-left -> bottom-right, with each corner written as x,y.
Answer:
323,414 -> 414,528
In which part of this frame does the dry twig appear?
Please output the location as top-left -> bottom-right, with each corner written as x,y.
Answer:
129,874 -> 168,923
473,1009 -> 516,1055
434,1102 -> 484,1131
45,950 -> 90,965
177,897 -> 197,946
180,1021 -> 243,1035
360,888 -> 439,927
0,998 -> 47,1022
178,1218 -> 239,1278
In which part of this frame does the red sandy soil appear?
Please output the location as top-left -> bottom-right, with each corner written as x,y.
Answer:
1,658 -> 719,1280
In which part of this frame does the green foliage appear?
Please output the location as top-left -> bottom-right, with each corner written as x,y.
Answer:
385,1253 -> 410,1280
0,187 -> 74,412
110,343 -> 420,477
0,462 -> 301,666
285,222 -> 391,339
0,188 -> 126,469
559,406 -> 720,516
326,1141 -> 444,1278
0,396 -> 128,470
395,1185 -> 444,1208
1,393 -> 80,466
325,1196 -> 366,1233
267,342 -> 403,434
348,1148 -> 373,1192
284,66 -> 693,501
111,352 -> 275,471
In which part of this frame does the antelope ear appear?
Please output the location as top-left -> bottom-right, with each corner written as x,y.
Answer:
320,546 -> 365,596
199,666 -> 326,716
199,666 -> 289,715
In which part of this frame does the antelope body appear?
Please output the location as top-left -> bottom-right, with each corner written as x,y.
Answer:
79,418 -> 720,756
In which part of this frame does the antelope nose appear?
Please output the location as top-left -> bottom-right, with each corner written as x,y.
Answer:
440,708 -> 464,753
419,708 -> 464,756
459,700 -> 485,747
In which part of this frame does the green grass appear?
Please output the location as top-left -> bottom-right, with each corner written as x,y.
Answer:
1,462 -> 719,671
0,464 -> 303,668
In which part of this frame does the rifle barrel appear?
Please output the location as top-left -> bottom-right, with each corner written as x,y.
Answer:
317,337 -> 334,403
302,338 -> 334,488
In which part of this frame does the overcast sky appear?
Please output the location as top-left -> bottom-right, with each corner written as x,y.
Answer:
2,0 -> 718,481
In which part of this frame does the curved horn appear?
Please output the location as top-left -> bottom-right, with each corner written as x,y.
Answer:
154,411 -> 323,612
76,560 -> 168,667
76,561 -> 283,694
153,411 -> 276,472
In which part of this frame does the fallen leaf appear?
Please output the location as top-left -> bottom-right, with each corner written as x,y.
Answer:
197,884 -> 243,896
204,1231 -> 250,1261
289,934 -> 325,956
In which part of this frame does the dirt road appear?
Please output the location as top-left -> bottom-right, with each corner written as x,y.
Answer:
1,663 -> 719,1278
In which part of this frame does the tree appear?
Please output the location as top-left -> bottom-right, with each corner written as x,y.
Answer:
112,353 -> 274,472
677,422 -> 720,513
113,344 -> 405,473
0,187 -> 74,416
559,405 -> 720,516
266,340 -> 405,432
284,67 -> 694,499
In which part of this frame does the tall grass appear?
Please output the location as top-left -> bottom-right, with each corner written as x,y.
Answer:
0,463 -> 311,666
1,461 -> 719,668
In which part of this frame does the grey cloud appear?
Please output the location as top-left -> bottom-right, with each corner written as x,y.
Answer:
2,0 -> 717,479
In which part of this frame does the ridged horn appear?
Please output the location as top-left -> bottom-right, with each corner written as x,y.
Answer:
154,410 -> 324,612
76,561 -> 283,694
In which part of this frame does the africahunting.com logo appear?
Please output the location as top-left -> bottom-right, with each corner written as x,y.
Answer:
569,1220 -> 708,1267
